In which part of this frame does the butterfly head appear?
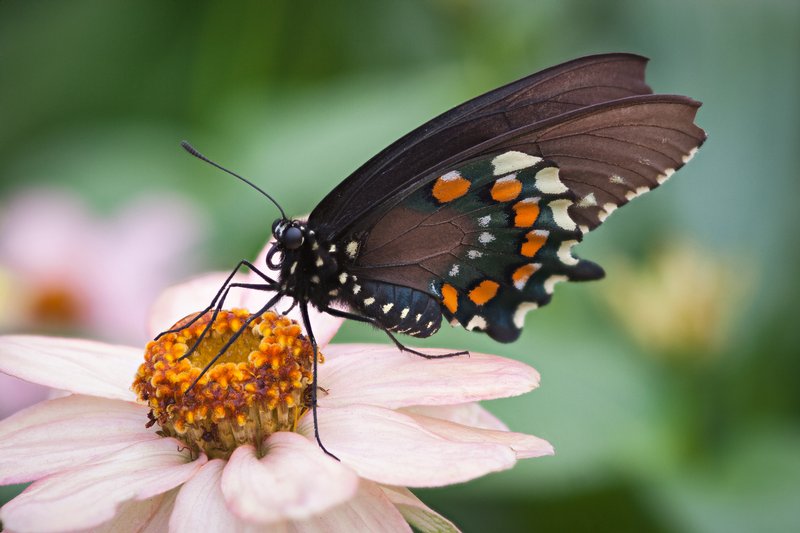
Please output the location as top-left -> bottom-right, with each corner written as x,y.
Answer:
272,218 -> 304,251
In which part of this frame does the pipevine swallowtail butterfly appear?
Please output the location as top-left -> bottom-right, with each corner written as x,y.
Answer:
163,53 -> 706,455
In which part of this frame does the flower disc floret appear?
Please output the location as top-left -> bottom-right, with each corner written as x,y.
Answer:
133,309 -> 318,459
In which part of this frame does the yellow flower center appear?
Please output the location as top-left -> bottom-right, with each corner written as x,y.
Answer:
133,309 -> 319,459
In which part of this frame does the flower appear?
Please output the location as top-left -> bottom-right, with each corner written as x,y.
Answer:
0,188 -> 202,345
599,240 -> 749,360
0,272 -> 552,531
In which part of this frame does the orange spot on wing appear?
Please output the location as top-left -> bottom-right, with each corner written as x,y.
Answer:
521,231 -> 547,257
491,177 -> 522,202
468,280 -> 499,305
513,199 -> 540,227
432,173 -> 471,203
512,264 -> 538,289
441,283 -> 459,313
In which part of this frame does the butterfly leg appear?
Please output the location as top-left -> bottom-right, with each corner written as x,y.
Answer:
156,259 -> 277,340
185,290 -> 284,393
320,305 -> 468,359
178,281 -> 278,362
299,301 -> 340,461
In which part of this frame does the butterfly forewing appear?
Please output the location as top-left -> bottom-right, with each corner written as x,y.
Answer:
310,53 -> 656,239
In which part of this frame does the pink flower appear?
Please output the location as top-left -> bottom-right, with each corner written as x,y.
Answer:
0,189 -> 202,345
0,263 -> 552,532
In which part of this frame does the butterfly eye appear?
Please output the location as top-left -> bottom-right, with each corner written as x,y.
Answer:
283,226 -> 304,250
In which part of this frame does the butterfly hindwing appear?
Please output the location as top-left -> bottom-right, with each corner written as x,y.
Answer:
349,151 -> 603,342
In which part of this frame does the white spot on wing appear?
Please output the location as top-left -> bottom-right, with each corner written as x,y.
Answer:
449,264 -> 460,277
439,170 -> 462,181
352,284 -> 361,294
513,302 -> 538,328
315,257 -> 324,267
290,262 -> 297,274
382,303 -> 394,314
548,199 -> 576,231
311,275 -> 320,284
478,232 -> 495,244
491,151 -> 542,176
328,244 -> 337,253
467,250 -> 482,259
682,147 -> 699,164
400,308 -> 409,319
466,315 -> 487,331
415,313 -> 422,322
557,240 -> 579,266
339,272 -> 348,284
610,174 -> 626,185
534,166 -> 568,194
544,275 -> 568,294
477,215 -> 491,227
363,297 -> 375,306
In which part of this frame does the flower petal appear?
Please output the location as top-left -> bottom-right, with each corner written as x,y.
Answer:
221,432 -> 359,524
299,405 -> 517,487
407,411 -> 554,459
91,488 -> 178,533
0,395 -> 157,484
289,480 -> 410,533
403,403 -> 509,431
171,460 -> 264,533
380,485 -> 460,533
0,335 -> 140,401
319,344 -> 539,409
0,438 -> 205,533
0,372 -> 50,419
147,271 -> 248,338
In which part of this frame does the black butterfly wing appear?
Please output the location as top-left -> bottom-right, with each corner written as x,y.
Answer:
310,57 -> 705,342
310,53 -> 653,239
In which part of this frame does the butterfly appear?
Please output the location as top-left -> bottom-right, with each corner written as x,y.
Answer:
167,53 -> 705,454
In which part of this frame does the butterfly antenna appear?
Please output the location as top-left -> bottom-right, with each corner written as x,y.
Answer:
180,141 -> 287,220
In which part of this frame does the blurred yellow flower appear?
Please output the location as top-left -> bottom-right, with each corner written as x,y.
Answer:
600,240 -> 751,360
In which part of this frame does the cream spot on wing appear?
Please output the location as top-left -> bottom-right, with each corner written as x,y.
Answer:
478,215 -> 491,227
290,262 -> 297,274
328,244 -> 337,253
352,284 -> 361,294
346,241 -> 359,259
363,297 -> 375,306
513,302 -> 538,328
534,166 -> 568,194
682,146 -> 699,163
610,174 -> 626,185
400,308 -> 409,319
557,240 -> 579,266
466,315 -> 487,331
491,151 -> 542,176
310,275 -> 320,284
549,199 -> 576,231
578,193 -> 597,207
544,275 -> 568,294
449,264 -> 460,277
467,250 -> 483,259
315,257 -> 324,267
382,303 -> 394,314
339,272 -> 348,284
657,167 -> 676,184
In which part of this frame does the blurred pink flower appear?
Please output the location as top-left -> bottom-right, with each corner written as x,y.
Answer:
0,188 -> 203,345
0,272 -> 552,532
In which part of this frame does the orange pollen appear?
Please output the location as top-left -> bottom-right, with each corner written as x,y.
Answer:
468,280 -> 500,305
441,283 -> 459,314
432,173 -> 471,203
512,199 -> 540,228
490,176 -> 523,202
132,309 -> 318,459
521,230 -> 548,258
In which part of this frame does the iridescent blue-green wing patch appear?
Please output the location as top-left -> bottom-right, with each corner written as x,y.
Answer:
349,151 -> 601,342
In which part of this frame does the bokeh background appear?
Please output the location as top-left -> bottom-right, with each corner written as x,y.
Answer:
1,1 -> 798,531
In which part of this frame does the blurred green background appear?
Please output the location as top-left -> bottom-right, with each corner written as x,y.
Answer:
1,0 -> 798,531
